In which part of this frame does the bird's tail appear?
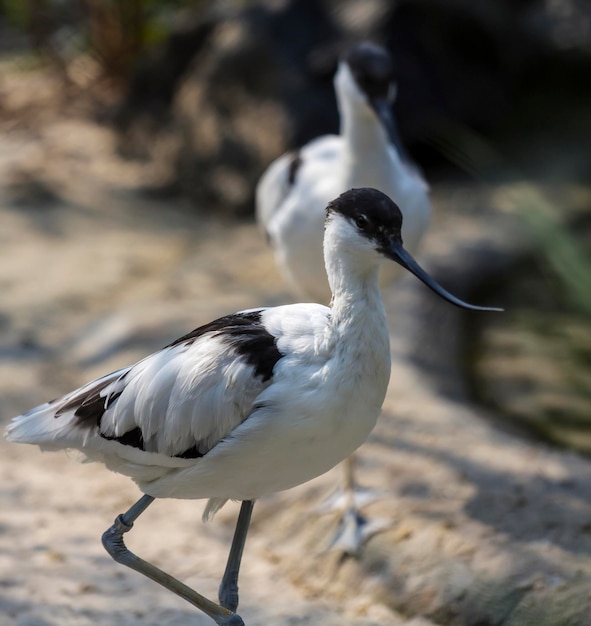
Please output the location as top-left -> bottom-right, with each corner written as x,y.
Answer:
5,368 -> 128,450
5,400 -> 83,449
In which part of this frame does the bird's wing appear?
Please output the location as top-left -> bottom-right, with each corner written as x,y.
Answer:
6,309 -> 283,464
255,150 -> 301,232
255,135 -> 342,232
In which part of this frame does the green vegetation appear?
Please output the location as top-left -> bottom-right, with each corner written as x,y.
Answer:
0,0 -> 205,81
429,122 -> 591,453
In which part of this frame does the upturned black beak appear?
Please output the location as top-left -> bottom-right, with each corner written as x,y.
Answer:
387,242 -> 503,312
371,97 -> 413,165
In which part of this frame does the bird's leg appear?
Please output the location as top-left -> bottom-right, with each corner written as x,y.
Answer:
342,453 -> 358,508
321,455 -> 391,556
102,494 -> 245,626
332,455 -> 371,556
218,500 -> 254,612
319,454 -> 381,513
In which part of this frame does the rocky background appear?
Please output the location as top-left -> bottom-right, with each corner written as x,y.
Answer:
1,1 -> 590,625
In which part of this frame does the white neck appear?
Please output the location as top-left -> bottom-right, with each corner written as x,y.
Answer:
334,63 -> 403,180
326,239 -> 383,320
321,217 -> 390,390
341,103 -> 390,158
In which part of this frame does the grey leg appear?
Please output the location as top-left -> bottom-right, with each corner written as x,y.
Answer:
320,455 -> 391,556
102,494 -> 245,626
218,500 -> 254,612
333,456 -> 371,556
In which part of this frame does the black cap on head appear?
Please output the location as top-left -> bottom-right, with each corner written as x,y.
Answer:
345,42 -> 394,100
327,187 -> 403,245
327,188 -> 406,266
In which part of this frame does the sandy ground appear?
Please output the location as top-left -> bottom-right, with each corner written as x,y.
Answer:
1,92 -> 591,625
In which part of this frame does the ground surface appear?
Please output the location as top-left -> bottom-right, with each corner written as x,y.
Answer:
1,71 -> 591,626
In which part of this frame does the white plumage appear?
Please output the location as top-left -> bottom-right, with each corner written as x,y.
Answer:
8,299 -> 388,512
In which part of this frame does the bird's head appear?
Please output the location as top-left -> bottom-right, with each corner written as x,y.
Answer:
338,42 -> 395,105
326,188 -> 502,312
335,42 -> 407,152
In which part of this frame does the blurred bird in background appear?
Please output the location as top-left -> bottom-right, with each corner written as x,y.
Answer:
256,41 -> 431,555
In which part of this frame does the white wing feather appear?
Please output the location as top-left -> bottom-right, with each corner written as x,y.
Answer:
6,322 -> 274,477
255,135 -> 342,233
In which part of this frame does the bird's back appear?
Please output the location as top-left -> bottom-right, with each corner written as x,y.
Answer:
255,135 -> 342,230
256,135 -> 345,302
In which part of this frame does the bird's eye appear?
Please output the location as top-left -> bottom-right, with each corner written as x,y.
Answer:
355,214 -> 368,229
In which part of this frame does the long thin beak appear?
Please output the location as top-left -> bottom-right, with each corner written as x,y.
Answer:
371,97 -> 413,165
387,242 -> 503,312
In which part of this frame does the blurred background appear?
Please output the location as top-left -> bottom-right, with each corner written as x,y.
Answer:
1,1 -> 591,624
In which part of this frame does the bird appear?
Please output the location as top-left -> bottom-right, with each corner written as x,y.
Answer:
6,188 -> 500,626
255,41 -> 431,553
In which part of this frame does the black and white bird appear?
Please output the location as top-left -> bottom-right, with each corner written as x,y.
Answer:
6,189 -> 499,626
256,41 -> 431,553
256,42 -> 430,302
